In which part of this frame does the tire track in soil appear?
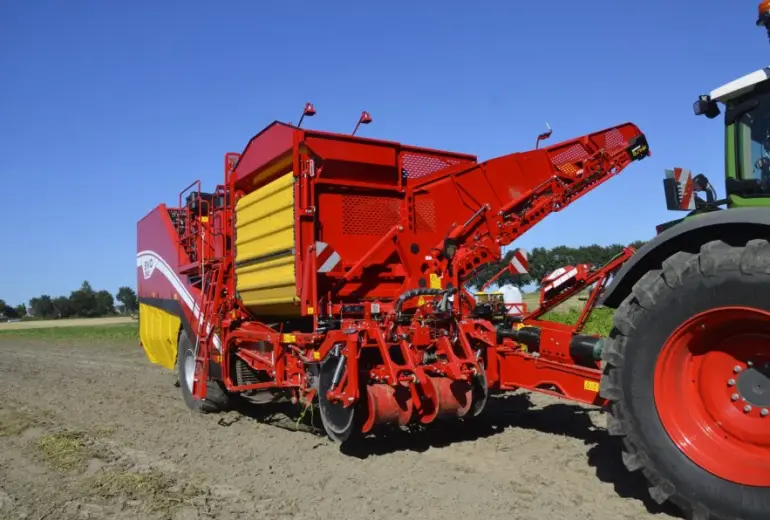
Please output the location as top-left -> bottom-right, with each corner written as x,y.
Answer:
0,338 -> 681,520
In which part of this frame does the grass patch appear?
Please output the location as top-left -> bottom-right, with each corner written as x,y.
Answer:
539,307 -> 615,336
38,431 -> 87,471
90,469 -> 199,511
0,323 -> 138,342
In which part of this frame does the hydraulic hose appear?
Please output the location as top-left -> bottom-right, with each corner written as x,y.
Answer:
393,288 -> 446,315
496,325 -> 541,349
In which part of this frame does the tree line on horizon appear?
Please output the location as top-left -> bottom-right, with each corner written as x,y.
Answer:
0,282 -> 139,320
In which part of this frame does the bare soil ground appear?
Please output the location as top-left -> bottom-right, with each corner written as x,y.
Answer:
0,337 -> 682,520
0,316 -> 134,330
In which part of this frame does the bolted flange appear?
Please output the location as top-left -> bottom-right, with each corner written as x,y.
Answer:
736,363 -> 770,408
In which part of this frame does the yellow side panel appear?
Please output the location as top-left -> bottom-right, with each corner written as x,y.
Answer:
235,171 -> 298,315
138,303 -> 181,370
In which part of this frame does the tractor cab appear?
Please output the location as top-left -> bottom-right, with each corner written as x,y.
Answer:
663,3 -> 770,217
693,68 -> 770,205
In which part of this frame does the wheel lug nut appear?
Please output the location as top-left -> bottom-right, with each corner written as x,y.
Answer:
731,393 -> 740,401
728,378 -> 736,386
734,366 -> 743,373
762,409 -> 769,417
744,405 -> 753,413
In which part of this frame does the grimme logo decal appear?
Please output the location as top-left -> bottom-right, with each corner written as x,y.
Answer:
142,258 -> 157,280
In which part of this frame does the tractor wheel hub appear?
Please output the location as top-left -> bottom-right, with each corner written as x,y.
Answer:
737,364 -> 770,407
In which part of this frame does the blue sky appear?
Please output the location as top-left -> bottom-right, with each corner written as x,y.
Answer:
0,0 -> 764,305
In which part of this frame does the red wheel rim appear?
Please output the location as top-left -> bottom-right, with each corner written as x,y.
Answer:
654,306 -> 770,486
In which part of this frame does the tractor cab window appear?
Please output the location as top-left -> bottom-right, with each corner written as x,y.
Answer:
736,92 -> 770,190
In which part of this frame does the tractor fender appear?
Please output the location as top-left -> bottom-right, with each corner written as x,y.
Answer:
601,207 -> 770,308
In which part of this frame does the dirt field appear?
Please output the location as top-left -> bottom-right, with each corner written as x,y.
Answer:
0,337 -> 682,520
0,316 -> 134,330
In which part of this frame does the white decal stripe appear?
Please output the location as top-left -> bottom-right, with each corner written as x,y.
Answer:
510,255 -> 528,274
544,267 -> 578,293
545,267 -> 567,281
136,251 -> 222,351
318,251 -> 341,273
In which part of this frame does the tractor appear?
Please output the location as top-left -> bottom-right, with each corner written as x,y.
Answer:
597,3 -> 770,518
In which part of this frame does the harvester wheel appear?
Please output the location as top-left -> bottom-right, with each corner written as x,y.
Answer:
600,239 -> 770,520
177,330 -> 231,414
317,349 -> 360,443
469,360 -> 489,417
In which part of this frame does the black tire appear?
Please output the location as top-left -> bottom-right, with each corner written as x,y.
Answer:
469,360 -> 489,417
177,329 -> 232,413
317,350 -> 360,443
600,239 -> 770,520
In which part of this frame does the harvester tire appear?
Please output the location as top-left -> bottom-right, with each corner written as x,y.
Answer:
177,330 -> 231,414
599,239 -> 770,520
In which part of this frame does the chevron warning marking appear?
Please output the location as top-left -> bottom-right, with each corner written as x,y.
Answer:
510,249 -> 529,274
543,266 -> 579,294
315,241 -> 342,273
666,167 -> 695,210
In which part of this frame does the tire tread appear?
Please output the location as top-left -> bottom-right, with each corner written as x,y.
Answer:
177,330 -> 231,414
601,239 -> 770,520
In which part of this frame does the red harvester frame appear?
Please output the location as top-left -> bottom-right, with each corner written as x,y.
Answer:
137,114 -> 650,439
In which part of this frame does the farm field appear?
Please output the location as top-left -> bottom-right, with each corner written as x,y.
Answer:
0,316 -> 134,330
0,323 -> 681,520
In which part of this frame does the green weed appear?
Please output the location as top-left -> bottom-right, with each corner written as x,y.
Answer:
539,307 -> 615,336
38,431 -> 87,471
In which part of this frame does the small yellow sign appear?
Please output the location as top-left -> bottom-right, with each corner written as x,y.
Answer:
282,334 -> 296,344
584,380 -> 600,393
429,273 -> 441,289
200,216 -> 209,223
312,351 -> 321,361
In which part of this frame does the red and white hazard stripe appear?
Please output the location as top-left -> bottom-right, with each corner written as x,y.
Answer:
315,241 -> 342,273
510,249 -> 529,274
672,167 -> 695,210
542,266 -> 578,294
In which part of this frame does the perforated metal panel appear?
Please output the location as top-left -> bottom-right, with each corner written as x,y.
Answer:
551,144 -> 590,166
550,128 -> 630,176
415,197 -> 436,233
342,195 -> 400,236
600,128 -> 627,149
402,152 -> 464,179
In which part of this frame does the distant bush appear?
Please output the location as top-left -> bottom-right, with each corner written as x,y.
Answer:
12,284 -> 138,320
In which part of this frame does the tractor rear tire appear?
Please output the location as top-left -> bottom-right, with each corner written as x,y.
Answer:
600,239 -> 770,520
177,329 -> 232,413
